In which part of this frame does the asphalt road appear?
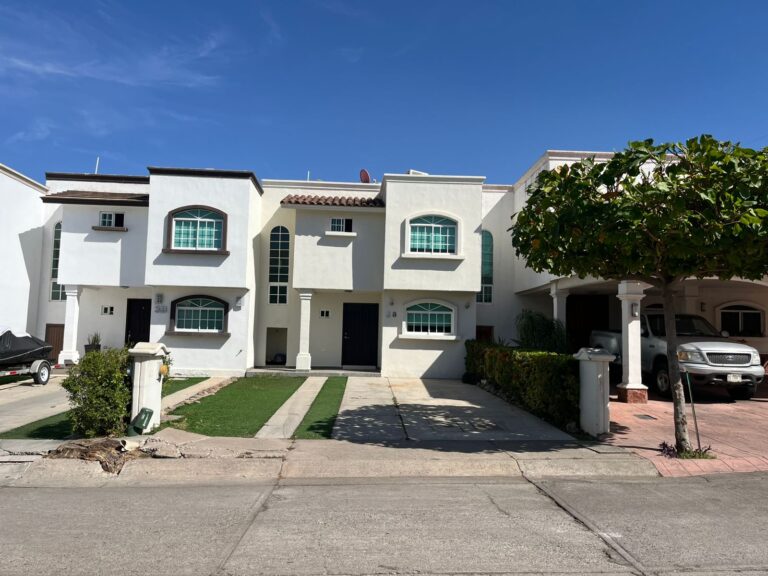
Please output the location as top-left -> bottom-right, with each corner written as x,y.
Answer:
2,472 -> 767,575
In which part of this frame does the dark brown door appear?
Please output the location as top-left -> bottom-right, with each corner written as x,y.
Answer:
44,324 -> 64,361
476,325 -> 494,342
342,303 -> 379,366
566,295 -> 610,353
125,299 -> 152,346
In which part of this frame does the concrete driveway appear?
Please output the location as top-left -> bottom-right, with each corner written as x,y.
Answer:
604,383 -> 768,475
0,375 -> 69,434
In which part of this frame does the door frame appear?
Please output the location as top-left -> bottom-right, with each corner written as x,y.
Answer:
124,298 -> 152,346
341,302 -> 379,368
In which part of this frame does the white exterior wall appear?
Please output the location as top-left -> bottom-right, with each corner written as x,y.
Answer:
380,290 -> 476,378
0,166 -> 46,334
35,204 -> 67,338
144,174 -> 255,288
382,175 -> 484,293
57,205 -> 148,287
75,286 -> 154,351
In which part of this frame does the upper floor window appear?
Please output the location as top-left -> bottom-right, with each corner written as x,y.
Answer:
405,302 -> 454,335
269,226 -> 289,304
477,230 -> 493,303
720,304 -> 763,337
330,217 -> 353,232
167,206 -> 227,252
50,222 -> 65,301
171,296 -> 228,333
409,215 -> 457,254
99,212 -> 124,228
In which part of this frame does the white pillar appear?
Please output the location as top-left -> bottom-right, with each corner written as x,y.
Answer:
616,280 -> 649,403
58,285 -> 81,365
682,282 -> 700,315
295,291 -> 312,370
129,342 -> 169,433
549,282 -> 569,327
574,348 -> 615,436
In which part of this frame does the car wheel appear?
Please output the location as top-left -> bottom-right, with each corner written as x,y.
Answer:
32,361 -> 51,385
653,360 -> 672,397
728,386 -> 754,400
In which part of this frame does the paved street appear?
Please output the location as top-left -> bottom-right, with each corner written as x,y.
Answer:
1,472 -> 767,575
0,375 -> 68,433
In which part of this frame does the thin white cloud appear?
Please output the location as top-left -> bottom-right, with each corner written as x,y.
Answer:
6,117 -> 55,144
260,9 -> 283,45
336,47 -> 364,64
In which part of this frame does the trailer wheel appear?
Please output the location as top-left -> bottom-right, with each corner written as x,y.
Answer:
32,360 -> 51,385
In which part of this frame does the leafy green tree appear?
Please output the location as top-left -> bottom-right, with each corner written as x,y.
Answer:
511,136 -> 768,451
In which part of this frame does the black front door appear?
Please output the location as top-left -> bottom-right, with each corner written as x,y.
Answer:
342,303 -> 379,367
125,299 -> 152,346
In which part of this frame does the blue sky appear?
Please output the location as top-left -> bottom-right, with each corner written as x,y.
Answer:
2,1 -> 767,184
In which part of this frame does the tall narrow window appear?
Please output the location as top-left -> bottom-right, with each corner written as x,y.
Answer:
477,230 -> 493,303
50,222 -> 65,301
269,226 -> 289,304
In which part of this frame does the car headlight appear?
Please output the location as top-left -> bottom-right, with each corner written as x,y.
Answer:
751,352 -> 761,365
678,350 -> 705,363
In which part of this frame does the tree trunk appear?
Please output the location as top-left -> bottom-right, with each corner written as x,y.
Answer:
662,283 -> 693,452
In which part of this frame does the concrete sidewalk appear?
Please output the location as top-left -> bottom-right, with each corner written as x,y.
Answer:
255,376 -> 326,438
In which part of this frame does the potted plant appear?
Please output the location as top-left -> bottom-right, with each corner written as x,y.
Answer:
84,332 -> 102,354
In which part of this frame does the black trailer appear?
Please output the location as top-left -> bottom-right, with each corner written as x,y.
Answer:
0,328 -> 54,385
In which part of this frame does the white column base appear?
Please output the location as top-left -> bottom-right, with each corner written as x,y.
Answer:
58,350 -> 80,365
295,353 -> 312,371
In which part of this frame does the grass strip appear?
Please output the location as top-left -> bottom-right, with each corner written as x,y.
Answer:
168,375 -> 305,437
293,377 -> 348,439
0,411 -> 73,440
162,377 -> 207,398
0,375 -> 32,386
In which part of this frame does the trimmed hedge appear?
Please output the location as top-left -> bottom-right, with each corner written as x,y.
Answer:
465,340 -> 579,430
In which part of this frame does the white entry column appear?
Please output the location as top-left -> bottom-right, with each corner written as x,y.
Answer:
550,282 -> 569,327
295,291 -> 312,370
58,285 -> 81,365
616,280 -> 649,403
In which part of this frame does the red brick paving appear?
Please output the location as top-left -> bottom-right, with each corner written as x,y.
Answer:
601,383 -> 768,477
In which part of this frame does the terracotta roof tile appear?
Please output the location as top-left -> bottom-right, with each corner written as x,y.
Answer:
280,194 -> 384,208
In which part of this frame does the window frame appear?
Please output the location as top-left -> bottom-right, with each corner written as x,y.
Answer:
169,295 -> 229,334
403,212 -> 463,259
717,302 -> 765,337
330,217 -> 353,233
269,226 -> 290,304
401,299 -> 457,339
50,222 -> 65,301
477,230 -> 493,303
164,205 -> 229,255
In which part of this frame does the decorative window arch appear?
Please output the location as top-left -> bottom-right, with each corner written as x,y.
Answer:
50,222 -> 65,301
717,302 -> 764,337
269,226 -> 290,304
477,230 -> 493,303
170,295 -> 228,333
407,214 -> 458,255
404,300 -> 456,336
165,205 -> 227,253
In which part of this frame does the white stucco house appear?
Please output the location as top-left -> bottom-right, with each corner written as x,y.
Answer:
3,153 -> 768,395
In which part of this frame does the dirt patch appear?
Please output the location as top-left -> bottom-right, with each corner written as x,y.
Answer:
47,438 -> 143,474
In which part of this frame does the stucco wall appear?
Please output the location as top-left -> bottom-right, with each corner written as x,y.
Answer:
34,205 -> 66,339
0,168 -> 44,334
380,290 -> 476,378
58,205 -> 148,287
144,174 -> 255,288
382,175 -> 483,293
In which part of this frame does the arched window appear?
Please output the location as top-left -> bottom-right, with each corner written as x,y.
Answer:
409,215 -> 457,254
405,302 -> 455,335
477,230 -> 493,303
50,222 -> 65,301
269,226 -> 290,304
170,296 -> 228,333
720,304 -> 763,337
167,206 -> 226,252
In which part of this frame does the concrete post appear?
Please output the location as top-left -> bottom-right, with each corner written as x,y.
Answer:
549,282 -> 569,327
295,292 -> 312,370
128,342 -> 170,432
682,283 -> 700,315
574,347 -> 615,436
58,285 -> 81,365
616,280 -> 649,403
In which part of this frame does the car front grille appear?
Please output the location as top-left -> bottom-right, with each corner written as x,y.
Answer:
706,353 -> 751,365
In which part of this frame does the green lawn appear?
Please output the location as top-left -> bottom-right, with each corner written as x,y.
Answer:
0,411 -> 73,439
293,377 -> 348,439
166,375 -> 305,437
162,377 -> 207,397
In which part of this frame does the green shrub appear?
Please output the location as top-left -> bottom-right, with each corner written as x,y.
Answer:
465,340 -> 579,430
464,340 -> 499,383
61,348 -> 132,437
515,309 -> 567,353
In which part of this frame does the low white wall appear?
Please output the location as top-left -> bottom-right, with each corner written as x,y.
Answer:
380,290 -> 476,378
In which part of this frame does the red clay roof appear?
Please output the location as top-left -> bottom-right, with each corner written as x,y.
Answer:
42,190 -> 150,206
280,194 -> 384,208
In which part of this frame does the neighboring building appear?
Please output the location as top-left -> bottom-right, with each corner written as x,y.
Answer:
3,153 -> 768,384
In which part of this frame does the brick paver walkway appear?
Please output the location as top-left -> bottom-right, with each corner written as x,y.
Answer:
603,383 -> 768,476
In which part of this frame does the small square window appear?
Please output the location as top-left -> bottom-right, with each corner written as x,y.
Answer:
269,285 -> 287,304
101,305 -> 114,316
100,212 -> 114,227
114,213 -> 124,227
330,218 -> 352,232
320,310 -> 330,318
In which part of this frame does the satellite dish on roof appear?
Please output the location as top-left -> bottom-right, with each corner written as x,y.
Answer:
359,168 -> 371,183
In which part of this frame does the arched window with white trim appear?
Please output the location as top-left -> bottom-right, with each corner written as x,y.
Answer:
409,215 -> 457,254
405,302 -> 455,335
170,296 -> 228,333
477,230 -> 493,303
166,205 -> 227,252
719,304 -> 764,337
